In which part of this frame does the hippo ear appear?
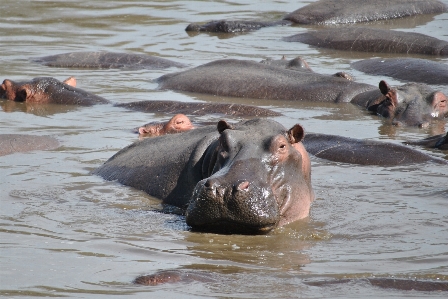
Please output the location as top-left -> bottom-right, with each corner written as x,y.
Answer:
217,120 -> 233,133
287,124 -> 305,144
379,80 -> 391,95
63,77 -> 77,87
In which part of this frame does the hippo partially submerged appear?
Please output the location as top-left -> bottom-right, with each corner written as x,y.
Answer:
136,114 -> 194,137
186,20 -> 290,33
405,132 -> 448,150
33,51 -> 186,70
156,58 -> 447,126
284,0 -> 447,25
351,58 -> 448,85
94,119 -> 314,234
156,58 -> 373,103
352,80 -> 447,127
0,76 -> 108,106
284,27 -> 448,56
115,100 -> 281,117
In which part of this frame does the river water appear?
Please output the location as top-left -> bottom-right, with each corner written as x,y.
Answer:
1,1 -> 447,298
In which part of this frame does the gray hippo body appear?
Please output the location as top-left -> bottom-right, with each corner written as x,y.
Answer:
303,133 -> 447,165
284,0 -> 447,25
0,77 -> 108,106
156,59 -> 374,103
405,132 -> 448,150
0,134 -> 59,156
186,20 -> 290,33
115,100 -> 281,117
94,118 -> 314,234
33,51 -> 186,70
156,58 -> 447,126
284,27 -> 448,56
352,58 -> 448,85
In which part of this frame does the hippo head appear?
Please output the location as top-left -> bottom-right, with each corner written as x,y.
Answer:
0,77 -> 76,103
367,80 -> 447,127
185,119 -> 314,234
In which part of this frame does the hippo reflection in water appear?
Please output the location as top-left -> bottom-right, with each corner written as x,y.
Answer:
94,119 -> 314,234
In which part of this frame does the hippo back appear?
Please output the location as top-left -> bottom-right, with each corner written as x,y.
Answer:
93,125 -> 218,207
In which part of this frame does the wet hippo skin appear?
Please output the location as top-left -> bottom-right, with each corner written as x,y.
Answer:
0,134 -> 59,156
33,51 -> 186,70
303,133 -> 448,166
0,76 -> 109,106
405,132 -> 448,150
185,20 -> 291,33
351,80 -> 448,128
284,27 -> 448,56
115,100 -> 282,117
156,58 -> 447,127
284,0 -> 447,24
136,114 -> 194,137
351,58 -> 448,85
94,119 -> 314,234
156,59 -> 374,103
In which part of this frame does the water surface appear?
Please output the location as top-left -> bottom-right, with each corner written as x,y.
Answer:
1,1 -> 447,298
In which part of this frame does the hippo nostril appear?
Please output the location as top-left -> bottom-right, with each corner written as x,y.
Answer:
237,181 -> 250,191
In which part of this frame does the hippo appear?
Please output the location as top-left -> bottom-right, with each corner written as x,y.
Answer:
405,132 -> 448,150
283,0 -> 447,25
134,270 -> 215,286
0,76 -> 108,106
136,114 -> 194,137
33,51 -> 186,70
0,134 -> 59,156
351,80 -> 448,127
303,133 -> 448,165
304,277 -> 448,292
156,58 -> 447,126
185,20 -> 291,33
115,100 -> 282,117
156,58 -> 374,103
94,118 -> 314,234
283,27 -> 448,56
351,58 -> 448,85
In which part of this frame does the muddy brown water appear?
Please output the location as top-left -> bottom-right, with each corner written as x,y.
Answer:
1,1 -> 447,298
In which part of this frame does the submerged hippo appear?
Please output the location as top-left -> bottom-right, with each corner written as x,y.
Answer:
156,59 -> 447,126
185,20 -> 290,33
115,100 -> 281,117
94,118 -> 314,234
352,80 -> 447,127
33,51 -> 186,70
303,133 -> 447,165
284,27 -> 448,56
136,114 -> 194,137
0,76 -> 108,106
0,134 -> 59,156
352,58 -> 448,85
283,0 -> 447,24
156,58 -> 373,103
305,277 -> 448,292
405,132 -> 448,150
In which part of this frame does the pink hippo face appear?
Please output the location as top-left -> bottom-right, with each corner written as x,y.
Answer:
0,77 -> 76,103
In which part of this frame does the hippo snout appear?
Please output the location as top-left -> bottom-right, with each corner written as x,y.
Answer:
185,177 -> 279,234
